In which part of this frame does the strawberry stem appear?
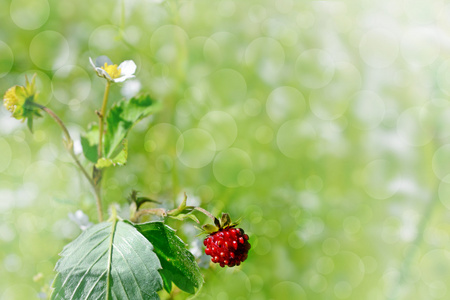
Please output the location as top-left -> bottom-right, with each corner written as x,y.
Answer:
194,207 -> 219,225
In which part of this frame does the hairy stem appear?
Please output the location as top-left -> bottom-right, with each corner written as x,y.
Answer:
32,103 -> 94,188
193,207 -> 217,223
31,102 -> 103,222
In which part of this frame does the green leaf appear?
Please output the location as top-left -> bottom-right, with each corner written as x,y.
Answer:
104,94 -> 159,158
51,220 -> 163,300
95,140 -> 128,169
80,123 -> 99,163
132,221 -> 203,295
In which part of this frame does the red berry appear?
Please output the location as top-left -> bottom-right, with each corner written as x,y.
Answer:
203,227 -> 251,267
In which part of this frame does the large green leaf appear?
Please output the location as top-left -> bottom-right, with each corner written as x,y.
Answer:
132,221 -> 203,295
51,220 -> 163,300
104,94 -> 158,158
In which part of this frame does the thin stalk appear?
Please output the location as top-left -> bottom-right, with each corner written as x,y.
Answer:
98,81 -> 111,159
193,207 -> 217,223
91,81 -> 111,223
94,183 -> 103,222
31,102 -> 103,222
32,103 -> 93,187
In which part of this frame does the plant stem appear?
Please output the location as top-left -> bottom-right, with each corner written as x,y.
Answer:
94,183 -> 103,222
91,81 -> 111,223
31,102 -> 103,222
193,207 -> 217,223
32,103 -> 94,188
98,81 -> 111,159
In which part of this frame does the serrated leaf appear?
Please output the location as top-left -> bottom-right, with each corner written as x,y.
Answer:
51,220 -> 163,300
95,140 -> 128,169
80,124 -> 99,163
104,94 -> 159,158
132,221 -> 203,295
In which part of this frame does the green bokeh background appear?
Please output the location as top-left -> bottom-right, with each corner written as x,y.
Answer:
1,0 -> 450,299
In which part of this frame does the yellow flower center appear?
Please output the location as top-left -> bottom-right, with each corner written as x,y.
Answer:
3,86 -> 19,113
101,63 -> 121,79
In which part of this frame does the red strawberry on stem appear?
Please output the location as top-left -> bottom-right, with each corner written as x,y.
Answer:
200,213 -> 251,267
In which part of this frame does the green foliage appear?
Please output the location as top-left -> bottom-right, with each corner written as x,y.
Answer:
104,94 -> 158,159
80,123 -> 99,163
96,140 -> 128,168
168,212 -> 200,224
51,221 -> 163,300
132,221 -> 203,295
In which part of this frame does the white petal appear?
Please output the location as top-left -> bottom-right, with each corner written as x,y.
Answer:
101,69 -> 112,80
113,74 -> 135,83
89,57 -> 96,69
94,67 -> 103,77
95,67 -> 111,80
118,60 -> 137,76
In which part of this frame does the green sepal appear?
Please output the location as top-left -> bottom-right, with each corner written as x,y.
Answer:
202,224 -> 219,234
229,217 -> 242,228
169,212 -> 200,224
22,95 -> 42,133
26,116 -> 33,133
220,213 -> 231,228
214,217 -> 221,228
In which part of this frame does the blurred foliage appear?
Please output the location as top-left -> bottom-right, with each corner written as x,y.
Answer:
1,0 -> 450,299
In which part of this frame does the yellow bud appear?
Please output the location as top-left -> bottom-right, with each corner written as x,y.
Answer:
3,86 -> 19,113
3,74 -> 38,120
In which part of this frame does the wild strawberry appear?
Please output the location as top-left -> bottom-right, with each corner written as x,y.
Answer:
201,213 -> 250,267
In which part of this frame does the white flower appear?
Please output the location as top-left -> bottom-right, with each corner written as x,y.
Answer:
89,56 -> 136,83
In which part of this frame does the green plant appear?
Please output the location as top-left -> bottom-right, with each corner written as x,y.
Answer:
2,56 -> 250,299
